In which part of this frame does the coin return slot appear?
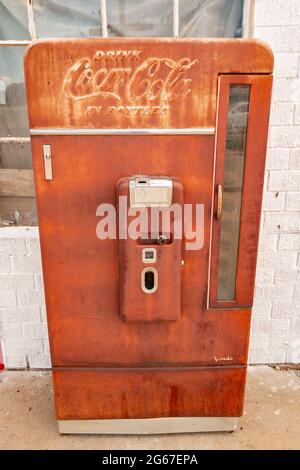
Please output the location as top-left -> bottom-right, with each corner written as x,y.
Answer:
141,268 -> 158,294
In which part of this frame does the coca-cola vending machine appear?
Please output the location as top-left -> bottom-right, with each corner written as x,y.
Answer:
24,38 -> 273,434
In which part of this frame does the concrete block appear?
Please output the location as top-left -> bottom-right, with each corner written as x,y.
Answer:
0,290 -> 17,307
278,233 -> 300,250
0,274 -> 35,290
27,353 -> 51,369
11,255 -> 42,274
289,149 -> 300,169
265,148 -> 289,170
262,191 -> 285,211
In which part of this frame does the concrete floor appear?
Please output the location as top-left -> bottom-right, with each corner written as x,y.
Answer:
0,366 -> 299,450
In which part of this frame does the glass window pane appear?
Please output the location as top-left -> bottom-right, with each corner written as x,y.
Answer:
217,84 -> 250,301
107,0 -> 173,37
0,0 -> 30,40
33,0 -> 102,38
0,46 -> 30,139
179,0 -> 243,38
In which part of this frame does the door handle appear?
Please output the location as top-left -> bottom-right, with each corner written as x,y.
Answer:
216,184 -> 223,220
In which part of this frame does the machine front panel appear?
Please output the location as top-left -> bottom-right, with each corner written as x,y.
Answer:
25,38 -> 273,426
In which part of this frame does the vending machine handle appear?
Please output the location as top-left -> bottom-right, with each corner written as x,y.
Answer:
216,184 -> 223,220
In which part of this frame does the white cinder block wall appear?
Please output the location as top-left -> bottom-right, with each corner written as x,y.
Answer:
0,0 -> 300,368
0,228 -> 50,368
250,0 -> 300,365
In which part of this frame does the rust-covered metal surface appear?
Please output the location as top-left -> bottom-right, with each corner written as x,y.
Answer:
25,38 -> 273,130
24,39 -> 273,423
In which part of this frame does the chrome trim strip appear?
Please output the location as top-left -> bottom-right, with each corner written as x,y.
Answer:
30,127 -> 215,136
58,417 -> 238,434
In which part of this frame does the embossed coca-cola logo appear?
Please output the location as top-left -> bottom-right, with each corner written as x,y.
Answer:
63,52 -> 198,105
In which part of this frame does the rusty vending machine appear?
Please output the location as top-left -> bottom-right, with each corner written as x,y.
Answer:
24,38 -> 273,434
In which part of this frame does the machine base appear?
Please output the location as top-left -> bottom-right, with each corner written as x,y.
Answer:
58,417 -> 239,434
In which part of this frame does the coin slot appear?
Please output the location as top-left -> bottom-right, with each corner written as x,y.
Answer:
141,268 -> 158,294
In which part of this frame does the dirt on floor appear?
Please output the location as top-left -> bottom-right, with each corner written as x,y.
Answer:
0,365 -> 299,450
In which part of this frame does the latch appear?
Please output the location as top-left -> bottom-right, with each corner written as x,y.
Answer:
43,144 -> 53,181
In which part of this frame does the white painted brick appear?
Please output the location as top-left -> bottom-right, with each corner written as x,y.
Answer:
249,348 -> 270,364
268,349 -> 287,363
289,318 -> 300,338
275,269 -> 300,285
294,104 -> 300,124
263,171 -> 269,194
263,212 -> 300,232
287,339 -> 300,363
0,290 -> 17,307
250,334 -> 269,349
270,102 -> 294,126
257,251 -> 298,268
286,192 -> 300,210
269,335 -> 290,349
269,170 -> 300,190
265,148 -> 289,169
272,303 -> 300,319
0,255 -> 10,273
255,268 -> 275,286
274,53 -> 298,78
40,307 -> 47,323
0,274 -> 34,290
0,238 -> 26,256
3,338 -> 43,355
255,285 -> 294,303
278,233 -> 300,250
42,338 -> 50,356
2,323 -> 23,341
257,233 -> 278,251
17,290 -> 45,308
270,318 -> 290,335
2,308 -> 40,324
289,149 -> 300,169
28,353 -> 51,369
10,255 -> 42,274
3,354 -> 27,369
292,284 -> 300,301
274,26 -> 300,52
272,78 -> 300,102
262,191 -> 285,211
250,348 -> 287,364
23,323 -> 48,340
253,26 -> 275,49
268,126 -> 300,148
254,0 -> 300,26
25,238 -> 41,255
252,319 -> 272,335
34,274 -> 44,289
252,300 -> 272,319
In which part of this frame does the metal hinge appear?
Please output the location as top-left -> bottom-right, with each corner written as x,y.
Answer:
43,144 -> 53,180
